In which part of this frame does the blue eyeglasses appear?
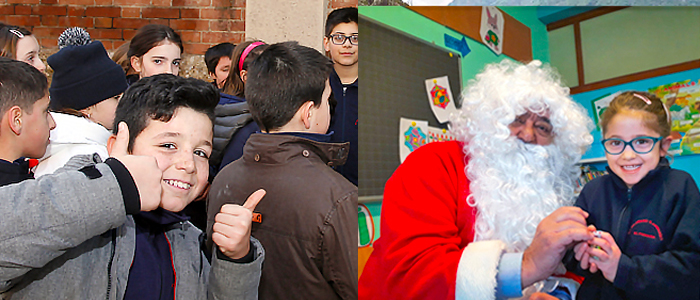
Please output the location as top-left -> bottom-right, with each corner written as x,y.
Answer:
601,136 -> 663,155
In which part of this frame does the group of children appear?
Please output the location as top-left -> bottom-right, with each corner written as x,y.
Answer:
0,6 -> 358,300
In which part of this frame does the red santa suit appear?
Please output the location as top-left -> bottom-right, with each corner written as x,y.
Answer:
359,141 -> 512,299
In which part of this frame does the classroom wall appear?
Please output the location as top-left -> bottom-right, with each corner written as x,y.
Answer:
548,7 -> 700,87
359,6 -> 551,88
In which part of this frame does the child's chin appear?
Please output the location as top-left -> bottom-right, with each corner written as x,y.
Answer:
160,198 -> 191,212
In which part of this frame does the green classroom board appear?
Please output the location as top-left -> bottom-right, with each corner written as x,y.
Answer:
359,14 -> 462,197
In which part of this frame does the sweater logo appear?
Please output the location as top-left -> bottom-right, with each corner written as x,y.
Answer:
628,219 -> 663,241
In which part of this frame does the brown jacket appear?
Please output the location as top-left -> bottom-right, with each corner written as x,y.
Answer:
207,133 -> 358,300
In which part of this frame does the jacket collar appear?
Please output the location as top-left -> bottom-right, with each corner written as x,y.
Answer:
606,157 -> 670,192
243,133 -> 349,167
330,68 -> 358,88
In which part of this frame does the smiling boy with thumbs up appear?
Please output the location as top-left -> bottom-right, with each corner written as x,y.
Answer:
0,74 -> 264,300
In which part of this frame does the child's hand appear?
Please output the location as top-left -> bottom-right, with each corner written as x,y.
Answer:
574,225 -> 597,271
211,189 -> 266,260
587,230 -> 621,282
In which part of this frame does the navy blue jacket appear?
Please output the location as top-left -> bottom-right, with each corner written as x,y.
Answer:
569,158 -> 700,299
0,158 -> 34,186
327,68 -> 358,186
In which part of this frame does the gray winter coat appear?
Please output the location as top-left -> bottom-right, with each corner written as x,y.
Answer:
0,155 -> 263,299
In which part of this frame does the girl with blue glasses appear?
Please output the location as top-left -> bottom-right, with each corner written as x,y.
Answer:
567,91 -> 700,299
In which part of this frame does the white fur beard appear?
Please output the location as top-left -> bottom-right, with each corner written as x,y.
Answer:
465,138 -> 576,253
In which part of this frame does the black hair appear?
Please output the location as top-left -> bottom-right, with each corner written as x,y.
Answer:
0,57 -> 48,116
126,24 -> 183,74
113,74 -> 219,152
245,41 -> 333,132
324,7 -> 358,36
204,42 -> 235,74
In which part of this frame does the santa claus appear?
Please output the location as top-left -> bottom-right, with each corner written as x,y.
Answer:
359,60 -> 595,300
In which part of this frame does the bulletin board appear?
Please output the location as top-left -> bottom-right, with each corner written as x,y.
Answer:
359,15 -> 462,198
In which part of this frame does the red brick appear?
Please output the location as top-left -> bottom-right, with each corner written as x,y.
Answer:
8,0 -> 39,4
41,15 -> 59,26
42,0 -> 58,4
142,7 -> 179,19
113,40 -> 127,49
169,19 -> 208,31
100,40 -> 113,50
85,6 -> 120,17
180,8 -> 198,18
113,17 -> 150,29
94,0 -> 112,5
229,20 -> 244,32
233,0 -> 244,5
58,16 -> 94,28
210,0 -> 235,7
6,15 -> 40,26
0,16 -> 6,24
113,0 -> 149,5
94,17 -> 113,28
0,5 -> 12,14
67,6 -> 84,16
151,0 -> 170,5
32,27 -> 65,38
122,29 -> 136,40
40,37 -> 57,48
200,8 -> 234,20
15,5 -> 31,14
330,0 -> 356,8
88,28 -> 121,39
179,31 -> 199,43
32,5 -> 67,15
172,0 -> 209,6
209,20 -> 227,31
201,31 -> 241,44
57,0 -> 93,4
121,7 -> 140,18
184,43 -> 210,55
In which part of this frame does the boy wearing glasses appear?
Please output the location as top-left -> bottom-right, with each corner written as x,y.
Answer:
324,6 -> 358,186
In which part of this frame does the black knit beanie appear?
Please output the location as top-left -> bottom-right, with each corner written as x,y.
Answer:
48,40 -> 128,110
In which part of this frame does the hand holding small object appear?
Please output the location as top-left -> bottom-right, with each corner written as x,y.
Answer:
587,230 -> 621,282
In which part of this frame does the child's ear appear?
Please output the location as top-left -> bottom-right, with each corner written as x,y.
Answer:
239,69 -> 248,84
660,136 -> 673,157
106,134 -> 118,155
323,36 -> 333,54
300,101 -> 315,130
130,56 -> 142,74
7,106 -> 23,135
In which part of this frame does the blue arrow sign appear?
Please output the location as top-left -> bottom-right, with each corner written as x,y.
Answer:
444,34 -> 470,58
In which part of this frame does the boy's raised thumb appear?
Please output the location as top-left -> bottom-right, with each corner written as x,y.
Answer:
111,122 -> 130,156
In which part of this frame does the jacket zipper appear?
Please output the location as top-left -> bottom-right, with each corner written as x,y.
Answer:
616,188 -> 633,241
164,232 -> 177,300
105,228 -> 117,300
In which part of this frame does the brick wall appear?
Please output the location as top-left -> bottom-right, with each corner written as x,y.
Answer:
0,0 -> 245,55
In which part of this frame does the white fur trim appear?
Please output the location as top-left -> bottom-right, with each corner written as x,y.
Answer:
455,240 -> 506,300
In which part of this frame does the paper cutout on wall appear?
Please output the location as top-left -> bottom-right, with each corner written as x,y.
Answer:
428,126 -> 456,144
591,91 -> 621,131
399,117 -> 429,163
358,204 -> 375,248
425,76 -> 458,123
480,6 -> 504,55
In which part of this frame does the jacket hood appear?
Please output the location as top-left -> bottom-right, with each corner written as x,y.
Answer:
48,112 -> 111,146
